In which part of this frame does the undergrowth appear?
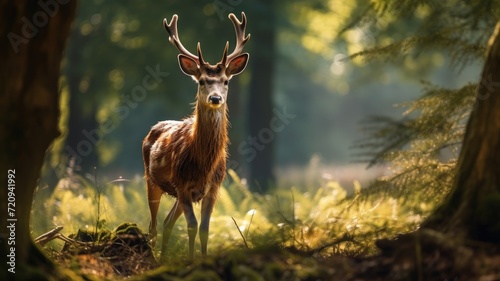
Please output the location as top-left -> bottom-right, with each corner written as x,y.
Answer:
31,166 -> 438,263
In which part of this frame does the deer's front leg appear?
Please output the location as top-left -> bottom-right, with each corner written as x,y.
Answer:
179,192 -> 198,260
200,192 -> 217,256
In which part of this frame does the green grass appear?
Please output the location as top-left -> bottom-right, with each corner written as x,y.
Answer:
31,166 -> 439,260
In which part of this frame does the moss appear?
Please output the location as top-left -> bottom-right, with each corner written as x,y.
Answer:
183,269 -> 222,281
261,262 -> 285,281
231,265 -> 264,281
73,228 -> 111,243
15,262 -> 89,281
113,222 -> 143,236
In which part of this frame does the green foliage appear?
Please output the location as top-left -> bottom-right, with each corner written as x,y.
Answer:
347,0 -> 500,67
345,1 -> 499,207
355,82 -> 476,199
31,173 -> 152,246
268,180 -> 428,256
32,166 -> 436,259
141,248 -> 334,281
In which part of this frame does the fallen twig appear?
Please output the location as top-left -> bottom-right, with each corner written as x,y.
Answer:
35,226 -> 64,246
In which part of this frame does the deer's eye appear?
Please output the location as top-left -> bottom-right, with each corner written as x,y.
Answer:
199,80 -> 205,86
224,80 -> 228,86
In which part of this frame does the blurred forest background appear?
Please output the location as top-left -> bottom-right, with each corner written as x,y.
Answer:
40,0 -> 480,192
16,0 -> 499,277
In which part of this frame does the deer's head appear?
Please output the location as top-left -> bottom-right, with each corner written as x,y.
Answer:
164,12 -> 250,110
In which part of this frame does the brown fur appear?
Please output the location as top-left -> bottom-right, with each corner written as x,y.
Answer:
144,12 -> 249,261
142,59 -> 248,262
143,104 -> 228,201
142,82 -> 230,260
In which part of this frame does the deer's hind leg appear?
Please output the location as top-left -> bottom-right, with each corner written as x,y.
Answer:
147,179 -> 163,246
177,189 -> 198,260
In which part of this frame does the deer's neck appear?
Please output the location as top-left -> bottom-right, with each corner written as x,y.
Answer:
191,103 -> 228,162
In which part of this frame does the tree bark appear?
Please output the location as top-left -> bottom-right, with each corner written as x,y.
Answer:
247,0 -> 277,193
423,21 -> 500,242
0,0 -> 77,278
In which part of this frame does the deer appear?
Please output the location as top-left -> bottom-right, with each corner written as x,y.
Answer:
142,12 -> 250,261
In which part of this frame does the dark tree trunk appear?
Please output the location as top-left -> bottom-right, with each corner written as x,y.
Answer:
423,21 -> 500,242
247,0 -> 276,193
0,0 -> 77,278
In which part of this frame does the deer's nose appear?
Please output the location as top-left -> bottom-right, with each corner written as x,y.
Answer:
208,95 -> 223,104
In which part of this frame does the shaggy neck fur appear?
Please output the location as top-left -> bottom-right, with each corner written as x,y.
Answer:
192,102 -> 228,166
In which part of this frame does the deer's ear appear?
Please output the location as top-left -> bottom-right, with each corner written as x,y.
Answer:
178,54 -> 200,77
226,53 -> 249,77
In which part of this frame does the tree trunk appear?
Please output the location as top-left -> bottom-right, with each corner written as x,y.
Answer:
247,0 -> 277,193
423,21 -> 500,242
0,0 -> 77,278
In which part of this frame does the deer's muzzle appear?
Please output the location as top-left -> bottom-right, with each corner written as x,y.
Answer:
208,94 -> 224,108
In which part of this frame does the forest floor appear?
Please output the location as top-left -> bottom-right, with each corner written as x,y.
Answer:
43,223 -> 500,281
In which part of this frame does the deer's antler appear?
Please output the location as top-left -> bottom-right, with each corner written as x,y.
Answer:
164,12 -> 250,66
163,15 -> 204,64
226,12 -> 251,62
